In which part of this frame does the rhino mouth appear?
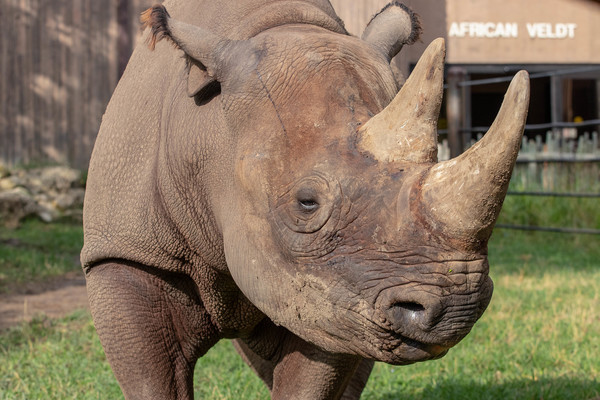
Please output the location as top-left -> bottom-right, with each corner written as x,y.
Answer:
387,334 -> 450,365
365,325 -> 452,365
363,276 -> 493,365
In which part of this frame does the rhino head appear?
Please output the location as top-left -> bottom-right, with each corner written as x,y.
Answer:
143,5 -> 529,365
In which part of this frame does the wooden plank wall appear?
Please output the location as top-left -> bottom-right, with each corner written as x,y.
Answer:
0,0 -> 383,169
0,0 -> 152,169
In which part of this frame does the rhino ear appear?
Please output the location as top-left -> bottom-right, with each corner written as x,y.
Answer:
187,60 -> 219,98
141,5 -> 228,97
362,2 -> 422,61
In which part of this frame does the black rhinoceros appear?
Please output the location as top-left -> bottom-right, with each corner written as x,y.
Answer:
81,1 -> 529,399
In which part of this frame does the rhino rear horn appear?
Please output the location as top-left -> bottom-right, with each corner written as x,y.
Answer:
141,5 -> 234,96
362,2 -> 422,61
357,38 -> 445,163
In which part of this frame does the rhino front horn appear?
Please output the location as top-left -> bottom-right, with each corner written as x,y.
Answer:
357,38 -> 445,163
421,71 -> 530,250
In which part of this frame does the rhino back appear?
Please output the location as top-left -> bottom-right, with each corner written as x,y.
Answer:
163,0 -> 346,39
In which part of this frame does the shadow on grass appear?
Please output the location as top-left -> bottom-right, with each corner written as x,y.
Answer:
373,377 -> 600,400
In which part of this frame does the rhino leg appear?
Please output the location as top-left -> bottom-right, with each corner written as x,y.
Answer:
86,261 -> 220,400
232,337 -> 276,389
340,359 -> 375,400
233,321 -> 370,400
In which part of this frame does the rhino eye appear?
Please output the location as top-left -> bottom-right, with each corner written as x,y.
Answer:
298,199 -> 319,212
296,188 -> 319,213
277,174 -> 336,233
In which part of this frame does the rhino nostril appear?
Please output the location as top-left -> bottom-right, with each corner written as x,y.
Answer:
382,294 -> 444,334
392,302 -> 425,321
386,301 -> 428,328
393,302 -> 425,312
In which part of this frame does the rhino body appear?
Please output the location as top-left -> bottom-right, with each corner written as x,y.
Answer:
82,1 -> 529,399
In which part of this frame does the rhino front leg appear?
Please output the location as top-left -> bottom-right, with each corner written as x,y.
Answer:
272,343 -> 363,400
85,261 -> 220,400
340,358 -> 375,400
234,322 -> 370,400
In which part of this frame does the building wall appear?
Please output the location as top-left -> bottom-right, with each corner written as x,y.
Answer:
399,0 -> 448,77
383,0 -> 600,74
329,0 -> 389,36
444,0 -> 600,64
1,0 -> 418,169
329,0 -> 448,80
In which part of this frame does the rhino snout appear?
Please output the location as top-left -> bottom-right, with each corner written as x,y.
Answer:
377,276 -> 493,349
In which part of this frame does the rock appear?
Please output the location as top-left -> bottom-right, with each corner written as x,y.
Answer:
0,163 -> 9,179
0,187 -> 38,228
0,166 -> 85,227
26,176 -> 45,195
36,205 -> 57,223
53,189 -> 84,210
0,178 -> 17,191
40,167 -> 82,191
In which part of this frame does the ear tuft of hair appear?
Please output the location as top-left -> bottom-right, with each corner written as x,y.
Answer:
140,4 -> 172,50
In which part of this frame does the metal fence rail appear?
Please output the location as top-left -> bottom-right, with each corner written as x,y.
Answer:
500,191 -> 600,235
506,191 -> 600,198
438,119 -> 600,136
496,224 -> 600,235
454,66 -> 600,88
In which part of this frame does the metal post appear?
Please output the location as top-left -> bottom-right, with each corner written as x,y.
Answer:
447,67 -> 467,158
550,75 -> 563,134
462,74 -> 472,151
596,79 -> 600,123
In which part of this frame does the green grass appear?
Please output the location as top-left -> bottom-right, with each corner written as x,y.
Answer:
0,311 -> 122,399
194,342 -> 270,400
501,162 -> 600,230
0,217 -> 83,293
1,230 -> 598,399
499,194 -> 600,230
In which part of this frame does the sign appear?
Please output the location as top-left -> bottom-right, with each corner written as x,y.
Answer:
443,0 -> 600,64
449,22 -> 578,39
525,23 -> 577,39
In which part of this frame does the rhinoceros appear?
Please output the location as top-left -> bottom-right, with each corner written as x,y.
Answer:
81,1 -> 529,398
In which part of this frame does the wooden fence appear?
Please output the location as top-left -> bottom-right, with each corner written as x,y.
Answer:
0,0 -> 152,169
439,130 -> 600,191
0,0 -> 390,170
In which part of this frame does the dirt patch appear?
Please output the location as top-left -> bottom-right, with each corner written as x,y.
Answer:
0,271 -> 88,331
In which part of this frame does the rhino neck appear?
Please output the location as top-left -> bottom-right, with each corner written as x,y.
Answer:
163,0 -> 347,39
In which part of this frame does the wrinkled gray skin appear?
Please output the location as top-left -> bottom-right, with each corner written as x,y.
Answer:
82,1 -> 529,399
